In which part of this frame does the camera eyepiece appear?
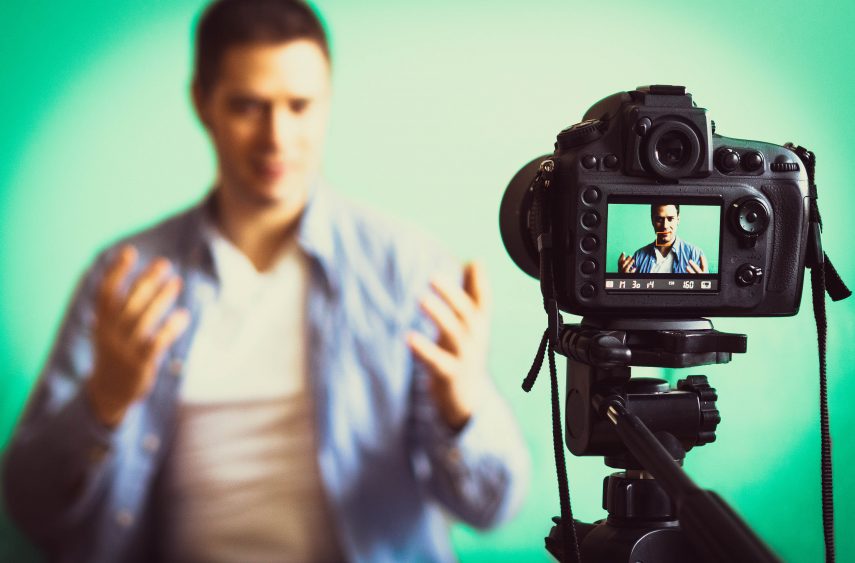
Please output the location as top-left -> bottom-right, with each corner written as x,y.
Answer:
644,121 -> 702,180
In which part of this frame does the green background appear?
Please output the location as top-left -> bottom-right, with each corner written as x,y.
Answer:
606,203 -> 721,273
2,0 -> 854,561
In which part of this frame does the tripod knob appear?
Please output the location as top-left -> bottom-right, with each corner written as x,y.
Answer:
677,375 -> 720,445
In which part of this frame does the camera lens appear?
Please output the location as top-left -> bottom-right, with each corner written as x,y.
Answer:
499,155 -> 552,279
655,130 -> 692,168
644,121 -> 702,180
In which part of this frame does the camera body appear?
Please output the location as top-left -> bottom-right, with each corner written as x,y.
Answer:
500,85 -> 811,317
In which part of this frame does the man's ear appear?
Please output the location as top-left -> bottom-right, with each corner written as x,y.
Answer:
191,79 -> 211,130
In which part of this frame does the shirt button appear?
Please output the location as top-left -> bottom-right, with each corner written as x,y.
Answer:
115,509 -> 134,528
446,447 -> 462,464
169,358 -> 183,377
142,433 -> 161,454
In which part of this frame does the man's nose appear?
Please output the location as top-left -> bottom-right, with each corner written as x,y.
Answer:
261,107 -> 298,150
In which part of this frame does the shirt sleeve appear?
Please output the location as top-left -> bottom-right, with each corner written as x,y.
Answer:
406,259 -> 530,530
1,250 -> 121,548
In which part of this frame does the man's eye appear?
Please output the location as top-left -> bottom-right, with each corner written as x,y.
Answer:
290,98 -> 310,114
230,99 -> 265,115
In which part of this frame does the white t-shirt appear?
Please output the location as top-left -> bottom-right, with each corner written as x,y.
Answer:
650,245 -> 676,274
162,228 -> 343,562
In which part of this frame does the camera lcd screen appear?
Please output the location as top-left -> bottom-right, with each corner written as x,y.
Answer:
604,200 -> 721,293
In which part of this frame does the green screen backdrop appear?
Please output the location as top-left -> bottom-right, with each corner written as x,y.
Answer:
2,1 -> 854,561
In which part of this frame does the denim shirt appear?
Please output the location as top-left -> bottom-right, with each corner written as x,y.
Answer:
2,184 -> 530,563
631,237 -> 705,274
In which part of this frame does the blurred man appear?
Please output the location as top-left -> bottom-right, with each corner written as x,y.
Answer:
618,203 -> 708,274
2,1 -> 529,561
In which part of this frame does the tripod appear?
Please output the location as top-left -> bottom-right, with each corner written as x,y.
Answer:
540,317 -> 781,563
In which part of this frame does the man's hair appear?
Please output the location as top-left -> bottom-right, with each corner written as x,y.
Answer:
194,0 -> 330,97
651,203 -> 680,216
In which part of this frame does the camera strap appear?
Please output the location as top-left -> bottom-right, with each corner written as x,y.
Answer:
522,159 -> 583,563
792,144 -> 851,563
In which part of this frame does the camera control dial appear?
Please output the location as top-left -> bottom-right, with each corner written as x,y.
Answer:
557,119 -> 604,151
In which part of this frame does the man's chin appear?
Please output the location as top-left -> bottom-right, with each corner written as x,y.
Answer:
242,178 -> 308,207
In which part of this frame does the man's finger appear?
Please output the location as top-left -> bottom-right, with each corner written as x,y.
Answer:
407,331 -> 457,382
97,245 -> 137,316
121,259 -> 172,327
462,261 -> 491,310
130,276 -> 184,342
431,276 -> 476,322
420,294 -> 464,353
700,255 -> 709,273
144,308 -> 191,362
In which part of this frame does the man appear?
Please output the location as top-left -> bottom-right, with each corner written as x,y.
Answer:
2,1 -> 529,561
618,203 -> 708,275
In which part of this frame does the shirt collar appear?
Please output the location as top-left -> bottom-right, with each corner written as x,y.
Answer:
183,180 -> 338,290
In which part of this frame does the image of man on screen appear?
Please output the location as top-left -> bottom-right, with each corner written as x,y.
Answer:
618,204 -> 708,274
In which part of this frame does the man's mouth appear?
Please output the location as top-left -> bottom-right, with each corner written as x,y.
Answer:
253,160 -> 286,180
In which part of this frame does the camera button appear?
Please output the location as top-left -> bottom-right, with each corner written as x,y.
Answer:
742,151 -> 764,172
581,260 -> 597,275
604,154 -> 619,169
581,155 -> 598,169
581,235 -> 599,252
715,148 -> 740,173
736,264 -> 764,286
581,211 -> 600,228
580,284 -> 597,299
581,187 -> 601,204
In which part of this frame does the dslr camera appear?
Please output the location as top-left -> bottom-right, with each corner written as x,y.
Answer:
500,85 -> 811,317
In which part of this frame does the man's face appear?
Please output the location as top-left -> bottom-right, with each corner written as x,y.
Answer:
194,40 -> 331,209
652,205 -> 680,246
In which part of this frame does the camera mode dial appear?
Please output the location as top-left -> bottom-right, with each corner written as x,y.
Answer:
557,119 -> 604,151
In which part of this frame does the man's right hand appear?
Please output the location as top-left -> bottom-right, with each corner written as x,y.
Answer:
86,246 -> 191,428
618,252 -> 636,273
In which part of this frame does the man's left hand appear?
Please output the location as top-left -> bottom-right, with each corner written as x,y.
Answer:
407,262 -> 491,433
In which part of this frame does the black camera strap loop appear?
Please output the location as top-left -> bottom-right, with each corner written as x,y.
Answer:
522,161 -> 582,563
791,143 -> 852,563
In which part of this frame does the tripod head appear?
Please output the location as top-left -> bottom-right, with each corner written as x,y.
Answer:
558,317 -> 744,468
538,317 -> 780,563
